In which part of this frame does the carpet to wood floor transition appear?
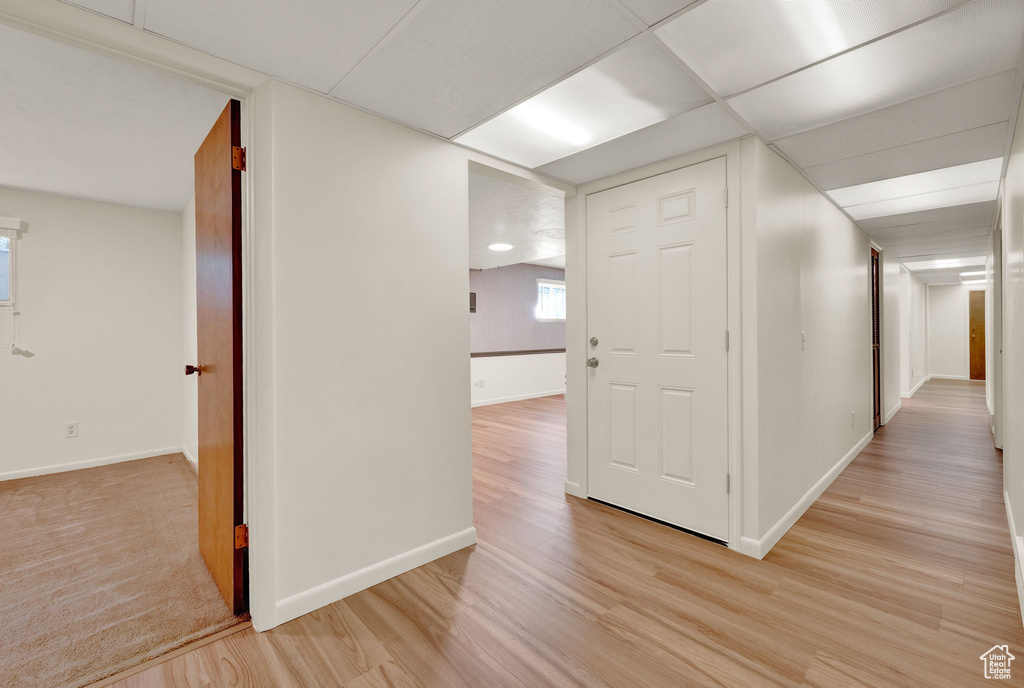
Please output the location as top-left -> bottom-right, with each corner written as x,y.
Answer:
0,454 -> 240,688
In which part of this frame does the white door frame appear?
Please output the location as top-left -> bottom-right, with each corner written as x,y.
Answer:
565,139 -> 746,552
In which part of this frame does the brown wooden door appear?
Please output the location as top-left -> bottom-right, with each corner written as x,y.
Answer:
970,290 -> 986,381
193,99 -> 245,614
871,249 -> 881,431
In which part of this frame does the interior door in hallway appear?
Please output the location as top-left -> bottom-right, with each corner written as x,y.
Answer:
586,158 -> 729,541
191,99 -> 245,614
970,290 -> 986,380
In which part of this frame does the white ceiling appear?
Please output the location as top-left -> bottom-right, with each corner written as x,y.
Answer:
468,172 -> 564,270
0,22 -> 231,211
24,0 -> 1024,282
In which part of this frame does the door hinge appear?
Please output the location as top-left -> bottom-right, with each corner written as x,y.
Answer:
234,523 -> 249,549
724,187 -> 728,208
725,329 -> 730,352
232,146 -> 246,171
726,473 -> 731,494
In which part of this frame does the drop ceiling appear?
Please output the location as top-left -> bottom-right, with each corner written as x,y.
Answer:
0,22 -> 230,211
31,0 -> 1024,282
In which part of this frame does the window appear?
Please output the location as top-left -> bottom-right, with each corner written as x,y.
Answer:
0,236 -> 11,306
535,278 -> 566,322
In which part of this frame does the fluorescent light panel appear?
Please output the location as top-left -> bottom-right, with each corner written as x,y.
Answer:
960,270 -> 986,277
961,279 -> 986,285
828,159 -> 1001,220
828,159 -> 1002,207
455,36 -> 713,168
903,256 -> 986,271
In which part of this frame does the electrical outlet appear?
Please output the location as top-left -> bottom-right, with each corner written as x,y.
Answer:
851,411 -> 855,427
474,379 -> 484,388
65,422 -> 79,439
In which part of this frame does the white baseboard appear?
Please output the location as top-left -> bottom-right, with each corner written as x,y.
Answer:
273,526 -> 478,628
1004,492 -> 1024,628
902,375 -> 931,399
883,400 -> 902,425
0,446 -> 185,481
564,480 -> 585,498
743,430 -> 873,560
929,374 -> 969,381
471,389 -> 565,407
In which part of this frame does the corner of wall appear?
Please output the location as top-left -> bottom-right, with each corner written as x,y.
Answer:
752,430 -> 873,558
272,527 -> 477,627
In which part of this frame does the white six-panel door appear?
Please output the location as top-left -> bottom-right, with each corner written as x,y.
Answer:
586,158 -> 729,541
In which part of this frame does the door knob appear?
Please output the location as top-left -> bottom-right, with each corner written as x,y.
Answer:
185,364 -> 204,376
586,357 -> 599,368
590,337 -> 599,347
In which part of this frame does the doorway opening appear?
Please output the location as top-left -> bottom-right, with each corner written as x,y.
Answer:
871,248 -> 882,431
466,164 -> 569,545
0,24 -> 248,688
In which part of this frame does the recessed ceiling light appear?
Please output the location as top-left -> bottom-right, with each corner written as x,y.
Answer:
488,243 -> 514,251
960,270 -> 986,277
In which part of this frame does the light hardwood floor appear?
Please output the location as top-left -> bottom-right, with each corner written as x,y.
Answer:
107,380 -> 1022,687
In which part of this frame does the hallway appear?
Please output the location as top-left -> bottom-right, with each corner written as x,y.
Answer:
110,384 -> 1020,687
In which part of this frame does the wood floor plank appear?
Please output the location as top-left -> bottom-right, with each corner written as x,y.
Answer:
111,382 -> 1022,687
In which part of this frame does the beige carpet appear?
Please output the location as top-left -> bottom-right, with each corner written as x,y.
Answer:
0,454 -> 241,688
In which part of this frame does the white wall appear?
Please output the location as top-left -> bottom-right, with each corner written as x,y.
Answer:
1000,81 -> 1024,622
880,249 -> 902,423
908,272 -> 929,394
248,80 -> 571,630
745,138 -> 874,552
470,353 -> 565,406
181,197 -> 198,466
927,284 -> 976,380
0,187 -> 183,479
899,267 -> 911,396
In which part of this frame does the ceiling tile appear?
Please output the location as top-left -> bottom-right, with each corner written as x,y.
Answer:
0,23 -> 229,211
331,0 -> 639,138
726,1 -> 1024,140
656,0 -> 960,97
772,71 -> 1017,168
887,236 -> 991,258
60,0 -> 134,23
143,0 -> 420,93
798,122 -> 1008,190
536,103 -> 748,184
618,0 -> 700,26
455,36 -> 712,169
857,200 -> 996,231
871,220 -> 992,245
